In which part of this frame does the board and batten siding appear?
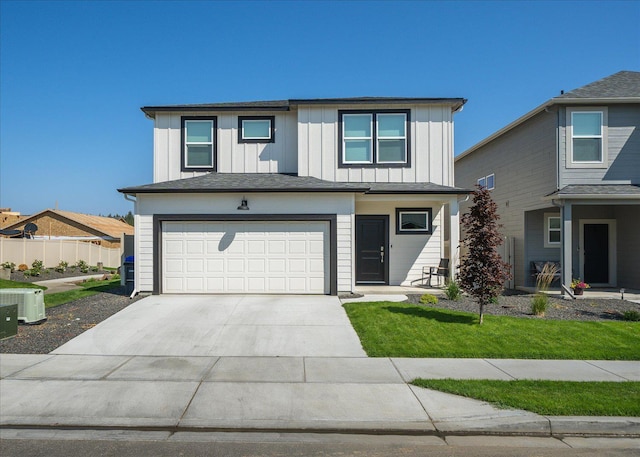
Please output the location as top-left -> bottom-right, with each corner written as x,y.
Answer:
297,104 -> 454,185
559,104 -> 640,187
134,193 -> 354,293
455,109 -> 558,287
153,111 -> 298,183
355,198 -> 443,286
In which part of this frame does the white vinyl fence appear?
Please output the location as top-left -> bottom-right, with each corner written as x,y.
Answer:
0,238 -> 122,268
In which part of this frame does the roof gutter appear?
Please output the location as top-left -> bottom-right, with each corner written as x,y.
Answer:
542,193 -> 640,201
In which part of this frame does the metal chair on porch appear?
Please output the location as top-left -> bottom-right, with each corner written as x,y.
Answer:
422,258 -> 450,287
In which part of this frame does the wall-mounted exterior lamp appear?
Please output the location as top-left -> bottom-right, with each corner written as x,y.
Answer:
237,197 -> 249,210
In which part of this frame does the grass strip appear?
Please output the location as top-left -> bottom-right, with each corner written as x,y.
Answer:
343,302 -> 640,360
0,278 -> 46,290
45,279 -> 122,308
412,379 -> 640,416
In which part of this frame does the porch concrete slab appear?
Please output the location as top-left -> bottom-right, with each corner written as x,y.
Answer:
0,354 -> 54,378
211,325 -> 365,357
180,382 -> 434,431
562,437 -> 640,449
548,416 -> 640,437
487,359 -> 628,381
410,386 -> 549,434
445,435 -> 569,448
586,360 -> 640,381
0,379 -> 198,427
107,356 -> 218,381
340,294 -> 407,303
391,358 -> 513,382
10,355 -> 130,380
206,357 -> 304,382
304,357 -> 403,383
354,285 -> 441,295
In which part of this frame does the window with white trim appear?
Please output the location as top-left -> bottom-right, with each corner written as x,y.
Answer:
238,116 -> 275,143
182,117 -> 216,171
544,214 -> 561,248
396,208 -> 432,234
477,173 -> 495,190
567,107 -> 607,167
339,110 -> 410,167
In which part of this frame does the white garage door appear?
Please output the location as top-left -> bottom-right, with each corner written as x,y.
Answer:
162,221 -> 329,294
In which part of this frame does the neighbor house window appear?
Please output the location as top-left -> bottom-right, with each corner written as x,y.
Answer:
238,116 -> 275,143
182,116 -> 216,171
396,208 -> 432,234
339,110 -> 410,167
568,107 -> 607,167
477,173 -> 495,190
544,214 -> 561,248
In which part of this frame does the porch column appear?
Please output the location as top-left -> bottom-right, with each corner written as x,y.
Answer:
449,197 -> 460,282
561,202 -> 572,295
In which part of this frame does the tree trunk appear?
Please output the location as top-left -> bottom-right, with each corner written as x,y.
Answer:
478,302 -> 484,325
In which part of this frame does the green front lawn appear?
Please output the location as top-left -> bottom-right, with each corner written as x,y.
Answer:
45,279 -> 122,308
412,379 -> 640,416
343,302 -> 640,360
0,278 -> 46,290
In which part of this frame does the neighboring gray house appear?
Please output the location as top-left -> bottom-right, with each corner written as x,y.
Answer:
119,97 -> 470,295
455,71 -> 640,291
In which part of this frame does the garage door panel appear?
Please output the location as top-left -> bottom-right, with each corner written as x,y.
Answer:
162,221 -> 328,294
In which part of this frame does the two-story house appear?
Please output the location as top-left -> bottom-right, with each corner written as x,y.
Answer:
455,71 -> 640,292
118,97 -> 469,295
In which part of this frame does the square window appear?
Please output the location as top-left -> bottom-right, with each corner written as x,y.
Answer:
238,116 -> 275,143
182,117 -> 216,170
396,208 -> 432,234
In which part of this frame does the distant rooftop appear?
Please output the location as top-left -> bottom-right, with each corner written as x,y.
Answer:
556,71 -> 640,99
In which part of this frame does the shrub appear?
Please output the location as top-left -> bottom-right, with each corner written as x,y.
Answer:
490,296 -> 499,304
76,260 -> 89,273
111,273 -> 120,280
444,281 -> 461,301
30,259 -> 44,276
54,261 -> 68,273
623,310 -> 640,322
531,293 -> 548,316
91,266 -> 98,272
420,294 -> 439,305
18,264 -> 28,272
1,261 -> 16,272
536,262 -> 559,292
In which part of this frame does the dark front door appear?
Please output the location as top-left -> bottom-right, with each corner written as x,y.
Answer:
584,223 -> 609,284
356,216 -> 388,283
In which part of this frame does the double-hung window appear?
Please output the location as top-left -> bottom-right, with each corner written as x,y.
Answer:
339,110 -> 410,167
238,116 -> 275,143
568,107 -> 607,167
544,214 -> 561,248
182,116 -> 216,171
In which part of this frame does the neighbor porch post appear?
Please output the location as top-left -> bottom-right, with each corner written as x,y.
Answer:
449,197 -> 460,283
561,201 -> 572,296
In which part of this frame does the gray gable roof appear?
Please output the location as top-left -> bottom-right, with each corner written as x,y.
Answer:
556,71 -> 640,99
546,184 -> 640,199
118,173 -> 471,195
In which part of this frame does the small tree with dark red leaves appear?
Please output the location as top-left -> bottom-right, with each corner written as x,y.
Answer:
458,186 -> 511,324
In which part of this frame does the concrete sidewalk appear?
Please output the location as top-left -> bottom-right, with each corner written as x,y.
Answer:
33,274 -> 107,294
1,354 -> 639,439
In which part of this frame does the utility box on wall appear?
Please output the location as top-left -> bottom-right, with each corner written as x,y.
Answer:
0,303 -> 18,340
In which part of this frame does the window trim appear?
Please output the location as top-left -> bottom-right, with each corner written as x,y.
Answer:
395,208 -> 433,235
477,173 -> 495,190
181,116 -> 217,172
338,109 -> 411,168
544,213 -> 561,248
566,107 -> 608,169
238,116 -> 275,143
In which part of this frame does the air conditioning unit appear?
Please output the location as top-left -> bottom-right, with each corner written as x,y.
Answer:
0,288 -> 46,324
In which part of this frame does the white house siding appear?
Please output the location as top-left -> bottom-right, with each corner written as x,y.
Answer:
134,193 -> 354,293
559,104 -> 640,187
152,111 -> 298,183
297,104 -> 454,186
355,197 -> 443,285
455,110 -> 558,287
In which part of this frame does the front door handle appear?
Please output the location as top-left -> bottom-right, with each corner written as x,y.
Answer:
380,246 -> 384,264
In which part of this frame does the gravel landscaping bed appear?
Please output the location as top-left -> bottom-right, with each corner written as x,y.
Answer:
406,290 -> 640,322
9,268 -> 114,283
0,286 -> 142,354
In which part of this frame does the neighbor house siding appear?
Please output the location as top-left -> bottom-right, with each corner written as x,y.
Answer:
153,111 -> 298,183
616,205 -> 640,288
455,109 -> 558,287
134,193 -> 354,294
297,104 -> 454,186
559,104 -> 640,187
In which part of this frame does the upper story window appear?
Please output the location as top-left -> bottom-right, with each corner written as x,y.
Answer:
477,173 -> 495,190
567,107 -> 607,168
238,116 -> 275,143
338,110 -> 411,168
182,116 -> 216,171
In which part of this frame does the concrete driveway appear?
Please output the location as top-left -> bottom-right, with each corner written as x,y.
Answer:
53,295 -> 366,357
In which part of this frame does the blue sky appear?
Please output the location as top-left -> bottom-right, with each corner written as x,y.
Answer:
1,0 -> 638,216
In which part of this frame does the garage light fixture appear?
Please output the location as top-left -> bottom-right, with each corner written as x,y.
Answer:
237,198 -> 250,210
